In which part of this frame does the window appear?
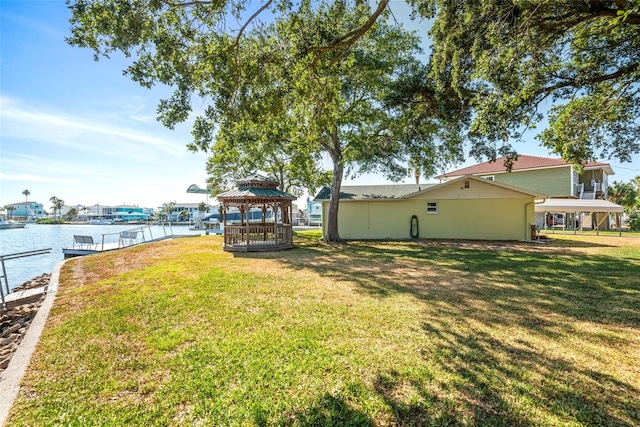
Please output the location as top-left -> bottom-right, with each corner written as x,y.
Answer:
483,175 -> 494,181
464,180 -> 470,189
426,201 -> 439,214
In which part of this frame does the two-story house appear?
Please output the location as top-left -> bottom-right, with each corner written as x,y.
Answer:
435,155 -> 614,200
436,155 -> 623,231
4,201 -> 45,220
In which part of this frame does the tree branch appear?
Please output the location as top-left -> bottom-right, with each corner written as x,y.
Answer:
306,0 -> 389,61
535,62 -> 640,97
535,1 -> 640,30
166,0 -> 214,7
234,0 -> 273,51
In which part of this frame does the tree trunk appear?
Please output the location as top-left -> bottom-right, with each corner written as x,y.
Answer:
325,154 -> 344,242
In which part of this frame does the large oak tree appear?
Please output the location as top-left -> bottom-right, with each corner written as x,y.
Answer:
68,0 -> 464,241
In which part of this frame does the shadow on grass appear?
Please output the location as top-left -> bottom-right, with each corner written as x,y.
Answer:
235,236 -> 640,425
281,392 -> 375,426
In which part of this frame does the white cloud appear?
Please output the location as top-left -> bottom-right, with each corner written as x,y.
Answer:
0,95 -> 187,160
0,171 -> 79,184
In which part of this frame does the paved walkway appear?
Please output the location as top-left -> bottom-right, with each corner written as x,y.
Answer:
0,260 -> 63,426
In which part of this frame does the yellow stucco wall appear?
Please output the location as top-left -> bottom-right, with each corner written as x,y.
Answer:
321,178 -> 539,241
323,198 -> 535,241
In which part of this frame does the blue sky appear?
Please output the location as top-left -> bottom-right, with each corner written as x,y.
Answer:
1,1 -> 639,212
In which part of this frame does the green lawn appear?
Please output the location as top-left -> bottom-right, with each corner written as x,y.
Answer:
7,232 -> 640,426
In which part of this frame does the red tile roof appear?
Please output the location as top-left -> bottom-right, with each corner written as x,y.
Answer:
435,155 -> 611,179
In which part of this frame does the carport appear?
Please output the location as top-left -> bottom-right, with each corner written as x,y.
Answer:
534,199 -> 625,235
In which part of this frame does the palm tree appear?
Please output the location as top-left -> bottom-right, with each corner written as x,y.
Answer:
67,207 -> 78,221
4,205 -> 16,219
49,196 -> 65,219
198,202 -> 208,213
22,189 -> 30,202
608,181 -> 638,228
161,202 -> 176,222
178,210 -> 190,222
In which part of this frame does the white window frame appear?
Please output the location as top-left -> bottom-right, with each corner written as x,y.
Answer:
426,201 -> 439,214
483,175 -> 495,181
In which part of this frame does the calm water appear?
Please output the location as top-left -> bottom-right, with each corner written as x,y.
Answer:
0,224 -> 202,292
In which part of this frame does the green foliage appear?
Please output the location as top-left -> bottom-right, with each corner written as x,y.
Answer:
36,217 -> 66,224
178,209 -> 190,220
49,196 -> 64,219
160,201 -> 175,220
66,207 -> 79,220
629,213 -> 640,231
67,0 -> 467,241
4,205 -> 17,219
608,180 -> 638,212
418,0 -> 640,166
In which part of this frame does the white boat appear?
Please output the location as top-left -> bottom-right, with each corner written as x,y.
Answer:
90,219 -> 114,225
0,218 -> 27,229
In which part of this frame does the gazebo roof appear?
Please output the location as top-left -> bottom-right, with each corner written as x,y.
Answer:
216,174 -> 296,200
217,187 -> 296,199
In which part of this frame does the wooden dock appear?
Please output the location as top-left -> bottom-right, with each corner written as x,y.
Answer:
62,236 -> 173,258
62,223 -> 182,259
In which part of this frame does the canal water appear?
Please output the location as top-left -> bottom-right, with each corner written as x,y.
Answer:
0,224 -> 202,292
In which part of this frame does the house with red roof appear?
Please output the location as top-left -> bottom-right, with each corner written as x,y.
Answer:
435,155 -> 614,200
436,155 -> 622,231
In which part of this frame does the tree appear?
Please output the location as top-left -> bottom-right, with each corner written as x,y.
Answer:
67,207 -> 79,221
160,202 -> 176,222
22,189 -> 30,202
608,180 -> 638,210
197,202 -> 208,213
178,209 -> 190,222
68,0 -> 464,242
4,205 -> 16,219
49,196 -> 64,219
418,0 -> 640,168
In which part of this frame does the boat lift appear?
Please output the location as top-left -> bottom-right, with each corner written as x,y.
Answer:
0,248 -> 52,310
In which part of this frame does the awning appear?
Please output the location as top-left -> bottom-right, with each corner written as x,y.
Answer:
186,184 -> 210,194
535,199 -> 624,213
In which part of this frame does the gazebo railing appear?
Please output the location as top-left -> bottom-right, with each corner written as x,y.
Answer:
224,224 -> 292,247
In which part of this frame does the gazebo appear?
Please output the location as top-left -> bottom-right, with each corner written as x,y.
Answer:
216,175 -> 296,252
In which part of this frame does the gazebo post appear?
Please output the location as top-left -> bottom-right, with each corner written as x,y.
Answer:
245,201 -> 250,248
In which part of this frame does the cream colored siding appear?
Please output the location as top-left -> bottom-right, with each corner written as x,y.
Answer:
321,178 -> 538,241
411,178 -> 531,200
327,198 -> 535,241
419,198 -> 534,240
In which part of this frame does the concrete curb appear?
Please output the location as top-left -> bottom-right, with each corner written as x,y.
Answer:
0,260 -> 64,427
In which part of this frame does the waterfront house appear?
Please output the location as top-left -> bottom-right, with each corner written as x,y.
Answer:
4,201 -> 45,220
435,155 -> 620,230
112,205 -> 151,223
165,203 -> 205,222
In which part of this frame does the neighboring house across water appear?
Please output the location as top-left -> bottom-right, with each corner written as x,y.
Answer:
166,203 -> 206,222
112,205 -> 151,222
435,155 -> 614,200
77,204 -> 155,222
4,201 -> 45,220
314,176 -> 545,241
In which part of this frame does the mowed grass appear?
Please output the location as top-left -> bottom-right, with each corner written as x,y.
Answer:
7,232 -> 640,426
